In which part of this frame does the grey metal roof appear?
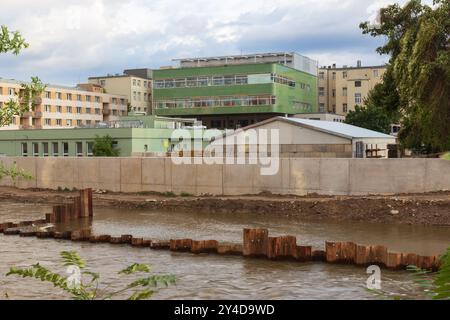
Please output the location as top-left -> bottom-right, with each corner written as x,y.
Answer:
282,117 -> 395,139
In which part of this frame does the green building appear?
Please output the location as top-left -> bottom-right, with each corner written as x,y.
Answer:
153,52 -> 318,129
0,116 -> 201,157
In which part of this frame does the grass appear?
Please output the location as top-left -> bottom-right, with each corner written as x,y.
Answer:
442,152 -> 450,161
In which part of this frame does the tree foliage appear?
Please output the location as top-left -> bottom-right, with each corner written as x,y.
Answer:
345,105 -> 392,134
92,135 -> 120,157
360,0 -> 450,151
6,251 -> 176,300
0,25 -> 28,55
0,77 -> 47,127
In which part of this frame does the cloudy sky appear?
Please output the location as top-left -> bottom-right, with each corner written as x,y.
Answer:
0,0 -> 421,85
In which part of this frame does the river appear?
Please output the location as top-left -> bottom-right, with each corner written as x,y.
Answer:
0,201 -> 449,300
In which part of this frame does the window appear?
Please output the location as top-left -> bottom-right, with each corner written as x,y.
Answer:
133,91 -> 137,100
332,105 -> 336,113
342,87 -> 347,96
95,108 -> 100,115
56,92 -> 62,99
355,93 -> 362,104
86,95 -> 91,102
343,103 -> 348,113
8,88 -> 15,96
319,72 -> 325,80
318,87 -> 325,97
343,71 -> 347,79
45,91 -> 51,99
373,69 -> 379,77
76,107 -> 82,114
86,120 -> 92,126
66,119 -> 72,126
32,143 -> 39,157
332,72 -> 336,80
87,142 -> 94,156
56,106 -> 62,113
100,80 -> 106,86
45,105 -> 51,112
137,80 -> 141,86
355,81 -> 362,87
77,94 -> 82,101
144,81 -> 147,87
86,107 -> 91,114
77,120 -> 82,126
76,142 -> 83,157
42,142 -> 49,157
332,89 -> 336,97
21,143 -> 28,157
67,106 -> 72,113
45,119 -> 51,126
62,142 -> 69,157
133,79 -> 137,86
95,96 -> 100,103
67,93 -> 72,100
52,142 -> 59,157
56,119 -> 62,126
319,103 -> 325,113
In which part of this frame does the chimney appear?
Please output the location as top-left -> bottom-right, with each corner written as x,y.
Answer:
332,63 -> 336,68
357,60 -> 362,68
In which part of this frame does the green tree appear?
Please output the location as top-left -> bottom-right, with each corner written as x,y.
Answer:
345,105 -> 392,133
6,251 -> 175,300
0,25 -> 28,55
92,135 -> 120,157
360,0 -> 450,152
0,77 -> 47,127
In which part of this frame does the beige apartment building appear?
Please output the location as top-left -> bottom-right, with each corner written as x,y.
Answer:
0,78 -> 128,130
88,69 -> 152,115
318,61 -> 387,116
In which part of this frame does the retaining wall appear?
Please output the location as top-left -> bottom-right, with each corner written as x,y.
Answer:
0,157 -> 449,196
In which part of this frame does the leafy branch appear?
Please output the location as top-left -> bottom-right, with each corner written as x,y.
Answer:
6,251 -> 176,300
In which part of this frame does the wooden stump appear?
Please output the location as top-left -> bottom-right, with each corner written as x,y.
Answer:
267,236 -> 297,260
20,230 -> 37,237
36,231 -> 51,238
325,242 -> 339,263
243,228 -> 269,257
387,252 -> 403,269
150,240 -> 170,250
217,243 -> 243,255
355,245 -> 370,265
79,189 -> 93,218
110,236 -> 123,244
131,238 -> 144,247
94,235 -> 112,243
143,238 -> 152,247
191,240 -> 218,254
296,246 -> 312,262
0,222 -> 13,233
367,245 -> 388,267
71,229 -> 91,241
121,235 -> 133,244
170,239 -> 193,252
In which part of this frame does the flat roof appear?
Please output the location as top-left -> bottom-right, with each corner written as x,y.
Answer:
173,52 -> 301,62
319,65 -> 387,71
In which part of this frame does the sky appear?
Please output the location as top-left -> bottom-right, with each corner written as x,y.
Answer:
0,0 -> 424,85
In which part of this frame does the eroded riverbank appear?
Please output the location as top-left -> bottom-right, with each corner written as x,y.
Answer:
0,187 -> 449,226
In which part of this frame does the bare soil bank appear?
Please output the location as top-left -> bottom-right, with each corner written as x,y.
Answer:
0,187 -> 449,226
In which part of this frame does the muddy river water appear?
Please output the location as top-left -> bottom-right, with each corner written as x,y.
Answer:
0,201 -> 449,300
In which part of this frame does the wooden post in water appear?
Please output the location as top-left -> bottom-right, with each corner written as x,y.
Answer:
267,236 -> 297,260
191,240 -> 219,254
296,246 -> 312,262
170,239 -> 193,252
79,189 -> 93,218
243,228 -> 269,258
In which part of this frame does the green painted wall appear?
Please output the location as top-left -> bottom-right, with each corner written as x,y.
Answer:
153,63 -> 317,117
0,128 -> 181,157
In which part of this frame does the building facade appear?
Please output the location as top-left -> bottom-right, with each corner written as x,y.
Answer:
0,116 -> 200,157
0,78 -> 128,130
88,71 -> 152,115
153,52 -> 318,129
318,62 -> 387,116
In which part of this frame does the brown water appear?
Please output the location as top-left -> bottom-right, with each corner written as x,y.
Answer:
0,201 -> 449,300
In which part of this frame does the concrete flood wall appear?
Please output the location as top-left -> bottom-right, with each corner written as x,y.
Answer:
0,157 -> 449,196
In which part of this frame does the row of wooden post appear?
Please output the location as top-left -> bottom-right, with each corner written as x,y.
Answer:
45,189 -> 93,223
0,215 -> 442,271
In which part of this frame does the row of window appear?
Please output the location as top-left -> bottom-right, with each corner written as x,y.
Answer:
318,69 -> 380,80
155,95 -> 277,109
154,73 -> 302,89
132,91 -> 151,102
21,141 -> 94,157
131,79 -> 151,88
319,103 -> 350,114
43,105 -> 102,114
